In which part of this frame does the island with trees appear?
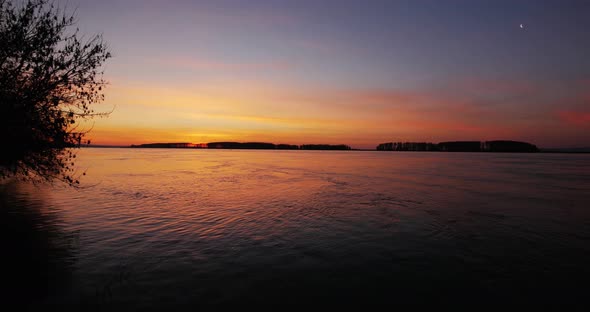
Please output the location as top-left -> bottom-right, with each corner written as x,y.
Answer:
376,140 -> 539,152
130,142 -> 352,150
129,140 -> 544,152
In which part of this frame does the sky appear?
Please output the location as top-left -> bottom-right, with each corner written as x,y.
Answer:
68,0 -> 590,148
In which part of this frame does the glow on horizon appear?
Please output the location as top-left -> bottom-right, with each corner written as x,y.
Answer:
74,0 -> 590,149
89,78 -> 590,148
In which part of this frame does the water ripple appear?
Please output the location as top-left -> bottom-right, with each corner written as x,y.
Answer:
5,149 -> 590,306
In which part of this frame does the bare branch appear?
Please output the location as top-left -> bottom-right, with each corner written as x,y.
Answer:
1,0 -> 111,186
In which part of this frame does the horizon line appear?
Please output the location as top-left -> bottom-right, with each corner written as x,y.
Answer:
83,140 -> 590,150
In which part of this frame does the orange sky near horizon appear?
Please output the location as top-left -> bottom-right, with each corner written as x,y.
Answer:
74,0 -> 590,149
86,78 -> 590,149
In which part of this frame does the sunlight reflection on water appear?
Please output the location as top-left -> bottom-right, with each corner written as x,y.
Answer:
4,148 -> 590,307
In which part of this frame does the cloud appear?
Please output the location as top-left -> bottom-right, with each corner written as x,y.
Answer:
95,76 -> 590,147
557,111 -> 590,127
553,82 -> 590,127
448,77 -> 539,95
155,57 -> 293,72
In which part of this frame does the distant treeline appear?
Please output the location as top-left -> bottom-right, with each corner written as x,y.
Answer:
377,141 -> 539,152
131,142 -> 351,150
131,143 -> 196,148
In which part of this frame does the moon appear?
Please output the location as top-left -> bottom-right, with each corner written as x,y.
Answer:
520,23 -> 524,29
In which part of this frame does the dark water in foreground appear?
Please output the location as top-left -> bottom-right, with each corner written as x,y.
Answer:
2,149 -> 590,308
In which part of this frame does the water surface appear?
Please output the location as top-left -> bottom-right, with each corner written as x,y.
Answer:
3,149 -> 590,307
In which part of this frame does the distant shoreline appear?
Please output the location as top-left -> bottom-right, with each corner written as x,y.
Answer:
129,142 -> 353,151
81,144 -> 590,153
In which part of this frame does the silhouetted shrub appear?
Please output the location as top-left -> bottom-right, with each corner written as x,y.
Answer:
0,0 -> 111,185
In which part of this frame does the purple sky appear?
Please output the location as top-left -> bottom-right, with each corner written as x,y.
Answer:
69,0 -> 590,148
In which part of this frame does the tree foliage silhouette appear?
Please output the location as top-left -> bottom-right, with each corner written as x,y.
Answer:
0,0 -> 111,186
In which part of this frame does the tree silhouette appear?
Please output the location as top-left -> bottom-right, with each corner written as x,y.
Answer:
0,0 -> 111,186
